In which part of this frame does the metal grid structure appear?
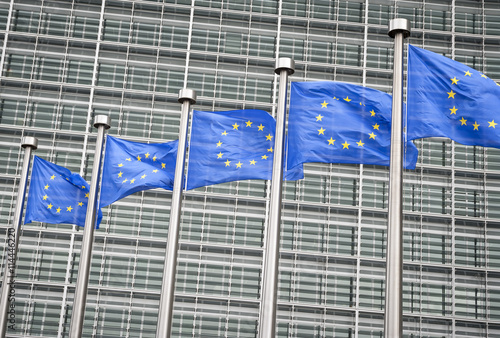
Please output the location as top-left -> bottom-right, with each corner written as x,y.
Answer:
1,0 -> 500,337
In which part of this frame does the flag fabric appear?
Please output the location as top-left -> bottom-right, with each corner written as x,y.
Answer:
99,136 -> 178,207
186,109 -> 304,190
407,44 -> 500,148
24,156 -> 103,228
287,81 -> 418,170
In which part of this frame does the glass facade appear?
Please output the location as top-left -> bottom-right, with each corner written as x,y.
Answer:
1,0 -> 500,337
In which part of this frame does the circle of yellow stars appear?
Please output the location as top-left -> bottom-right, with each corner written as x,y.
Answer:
216,119 -> 273,169
116,152 -> 167,184
43,174 -> 88,214
317,95 -> 381,149
447,69 -> 499,131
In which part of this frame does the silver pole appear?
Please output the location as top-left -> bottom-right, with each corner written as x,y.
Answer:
69,115 -> 110,338
385,18 -> 410,338
156,88 -> 196,338
258,58 -> 294,338
0,137 -> 38,338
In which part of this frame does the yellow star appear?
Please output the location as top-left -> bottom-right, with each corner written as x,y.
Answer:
250,160 -> 256,165
372,123 -> 380,130
50,175 -> 56,180
258,124 -> 264,131
262,155 -> 268,160
47,203 -> 53,209
81,185 -> 86,189
145,152 -> 150,158
44,184 -> 49,190
122,178 -> 128,183
449,106 -> 458,115
161,163 -> 166,169
137,155 -> 141,161
489,120 -> 498,128
246,120 -> 252,127
43,195 -> 48,200
460,117 -> 467,125
141,174 -> 147,179
152,169 -> 158,173
153,156 -> 157,161
333,96 -> 338,100
316,114 -> 323,121
321,101 -> 328,108
342,141 -> 350,149
78,202 -> 83,207
370,110 -> 376,117
225,160 -> 231,167
236,161 -> 242,168
481,74 -> 488,79
217,152 -> 223,159
344,96 -> 351,102
318,127 -> 325,135
266,134 -> 273,141
217,141 -> 223,147
369,132 -> 376,139
357,140 -> 365,147
267,147 -> 273,153
451,77 -> 459,85
56,207 -> 61,213
85,193 -> 89,198
473,121 -> 480,130
126,158 -> 132,161
232,123 -> 239,130
118,171 -> 123,178
118,163 -> 123,167
328,138 -> 335,145
464,70 -> 472,76
221,131 -> 228,136
447,90 -> 456,99
130,179 -> 135,184
67,206 -> 73,212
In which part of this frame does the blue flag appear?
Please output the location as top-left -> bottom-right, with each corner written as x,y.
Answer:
186,109 -> 304,190
99,136 -> 177,207
287,81 -> 418,170
24,156 -> 103,228
407,44 -> 500,148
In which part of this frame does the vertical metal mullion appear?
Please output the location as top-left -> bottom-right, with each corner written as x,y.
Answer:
0,0 -> 15,79
450,2 -> 457,334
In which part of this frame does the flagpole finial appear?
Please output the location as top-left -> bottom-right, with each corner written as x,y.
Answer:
94,114 -> 111,129
21,136 -> 38,150
275,57 -> 295,75
178,88 -> 197,104
388,18 -> 411,38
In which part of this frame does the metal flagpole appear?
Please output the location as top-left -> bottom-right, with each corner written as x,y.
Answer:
385,18 -> 411,338
69,115 -> 110,337
0,137 -> 38,338
156,88 -> 196,338
258,57 -> 294,338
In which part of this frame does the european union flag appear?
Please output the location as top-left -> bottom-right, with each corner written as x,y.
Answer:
99,136 -> 177,207
187,109 -> 304,190
24,156 -> 103,228
407,45 -> 500,148
287,81 -> 418,170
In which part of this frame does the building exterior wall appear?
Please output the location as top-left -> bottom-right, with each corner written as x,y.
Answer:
0,0 -> 500,337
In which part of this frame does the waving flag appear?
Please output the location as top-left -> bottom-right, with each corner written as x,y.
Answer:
187,109 -> 303,190
407,44 -> 500,149
287,81 -> 418,170
99,136 -> 177,207
25,156 -> 103,228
